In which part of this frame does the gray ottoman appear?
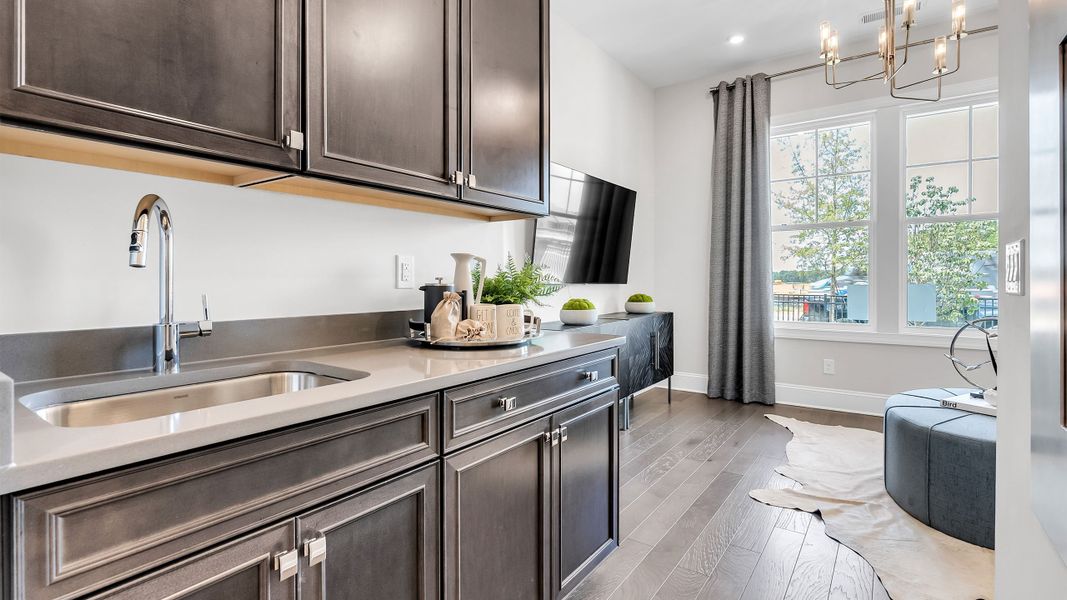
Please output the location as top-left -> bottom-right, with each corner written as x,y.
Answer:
884,389 -> 996,549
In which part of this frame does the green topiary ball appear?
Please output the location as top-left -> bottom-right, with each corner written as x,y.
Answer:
562,298 -> 596,310
627,293 -> 654,303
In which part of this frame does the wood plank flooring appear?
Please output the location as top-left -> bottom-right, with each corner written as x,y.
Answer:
564,388 -> 890,600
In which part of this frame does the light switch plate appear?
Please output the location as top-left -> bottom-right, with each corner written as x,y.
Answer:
1005,239 -> 1024,296
395,255 -> 415,289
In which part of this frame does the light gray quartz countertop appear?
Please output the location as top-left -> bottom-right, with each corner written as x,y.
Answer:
0,332 -> 624,494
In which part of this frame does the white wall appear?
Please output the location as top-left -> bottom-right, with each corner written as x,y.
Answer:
534,13 -> 657,320
0,10 -> 655,335
653,14 -> 998,407
994,0 -> 1067,595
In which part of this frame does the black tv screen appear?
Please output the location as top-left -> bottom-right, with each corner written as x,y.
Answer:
533,163 -> 636,284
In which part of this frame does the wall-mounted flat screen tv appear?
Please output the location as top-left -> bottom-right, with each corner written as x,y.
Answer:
532,163 -> 636,284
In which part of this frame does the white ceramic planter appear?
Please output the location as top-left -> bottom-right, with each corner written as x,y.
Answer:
625,301 -> 655,314
560,308 -> 598,325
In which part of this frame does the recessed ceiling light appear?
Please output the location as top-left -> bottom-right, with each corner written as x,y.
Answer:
728,34 -> 745,45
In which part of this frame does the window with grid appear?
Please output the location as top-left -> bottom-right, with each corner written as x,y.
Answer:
770,121 -> 872,325
904,102 -> 998,328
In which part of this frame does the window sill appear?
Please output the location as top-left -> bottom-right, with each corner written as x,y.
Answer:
773,326 -> 997,350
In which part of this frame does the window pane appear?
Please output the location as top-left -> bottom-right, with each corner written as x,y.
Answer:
905,163 -> 970,217
772,228 -> 869,324
971,159 -> 999,214
772,180 -> 816,225
906,108 -> 969,165
771,131 -> 816,180
817,124 -> 870,175
818,173 -> 871,221
973,104 -> 999,159
906,220 -> 998,327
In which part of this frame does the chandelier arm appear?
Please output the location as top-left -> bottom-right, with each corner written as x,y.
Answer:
890,71 -> 942,102
826,61 -> 886,89
893,38 -> 962,90
889,26 -> 912,79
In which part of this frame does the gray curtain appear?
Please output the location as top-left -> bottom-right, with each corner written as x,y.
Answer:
707,74 -> 775,405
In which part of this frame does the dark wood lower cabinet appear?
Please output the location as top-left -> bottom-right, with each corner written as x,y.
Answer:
553,391 -> 619,599
90,522 -> 297,600
297,464 -> 439,600
444,389 -> 621,600
444,416 -> 554,600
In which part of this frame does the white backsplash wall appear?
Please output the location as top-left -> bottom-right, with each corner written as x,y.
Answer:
0,13 -> 655,334
529,13 -> 657,322
0,154 -> 518,334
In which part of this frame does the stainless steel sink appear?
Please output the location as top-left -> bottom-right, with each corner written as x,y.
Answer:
19,362 -> 368,428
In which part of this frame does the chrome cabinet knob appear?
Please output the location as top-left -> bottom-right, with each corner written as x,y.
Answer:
580,371 -> 599,382
274,549 -> 299,580
495,396 -> 517,411
304,535 -> 327,566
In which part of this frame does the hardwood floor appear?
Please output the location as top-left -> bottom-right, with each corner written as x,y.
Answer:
564,388 -> 889,600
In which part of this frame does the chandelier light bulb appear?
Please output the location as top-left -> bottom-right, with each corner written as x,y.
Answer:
951,0 -> 967,39
902,0 -> 917,27
828,31 -> 841,64
933,36 -> 948,74
878,25 -> 888,58
819,21 -> 832,58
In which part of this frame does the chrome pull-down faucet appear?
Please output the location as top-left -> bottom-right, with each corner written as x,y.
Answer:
129,194 -> 212,374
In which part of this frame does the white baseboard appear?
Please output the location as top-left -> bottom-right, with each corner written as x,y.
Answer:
656,371 -> 887,417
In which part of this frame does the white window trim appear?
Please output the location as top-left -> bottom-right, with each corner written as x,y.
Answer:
770,91 -> 999,347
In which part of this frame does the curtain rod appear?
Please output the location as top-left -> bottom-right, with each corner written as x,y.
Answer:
708,24 -> 998,92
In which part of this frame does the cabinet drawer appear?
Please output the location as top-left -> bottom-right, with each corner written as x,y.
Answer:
444,350 -> 617,451
13,395 -> 438,600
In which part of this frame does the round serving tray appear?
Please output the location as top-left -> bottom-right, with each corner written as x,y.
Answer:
408,329 -> 542,349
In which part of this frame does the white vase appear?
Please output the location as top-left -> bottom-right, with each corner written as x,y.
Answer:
560,308 -> 598,325
496,304 -> 525,340
451,253 -> 486,311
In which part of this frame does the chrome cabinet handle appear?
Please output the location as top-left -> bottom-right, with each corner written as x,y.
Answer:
304,535 -> 327,567
580,371 -> 599,382
560,426 -> 568,443
545,428 -> 561,446
274,549 -> 299,581
494,396 -> 517,411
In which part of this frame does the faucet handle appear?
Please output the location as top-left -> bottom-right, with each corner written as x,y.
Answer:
181,293 -> 213,338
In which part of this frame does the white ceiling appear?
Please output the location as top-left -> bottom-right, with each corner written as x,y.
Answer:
554,0 -> 998,88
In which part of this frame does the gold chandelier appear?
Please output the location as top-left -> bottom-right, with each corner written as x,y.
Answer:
819,0 -> 968,101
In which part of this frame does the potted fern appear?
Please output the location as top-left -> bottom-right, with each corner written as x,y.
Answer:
472,255 -> 561,340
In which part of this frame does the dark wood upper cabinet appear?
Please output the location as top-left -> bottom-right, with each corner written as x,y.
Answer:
0,0 -> 302,170
305,0 -> 460,198
460,0 -> 549,214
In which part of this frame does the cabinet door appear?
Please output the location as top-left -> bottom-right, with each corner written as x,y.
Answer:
551,390 -> 619,599
626,316 -> 657,394
307,0 -> 460,198
444,416 -> 553,600
91,522 -> 296,600
296,464 -> 439,600
0,0 -> 302,169
460,0 -> 549,214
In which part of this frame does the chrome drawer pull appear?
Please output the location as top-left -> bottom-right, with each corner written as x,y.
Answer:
494,396 -> 518,411
580,371 -> 599,382
304,535 -> 327,566
274,549 -> 299,580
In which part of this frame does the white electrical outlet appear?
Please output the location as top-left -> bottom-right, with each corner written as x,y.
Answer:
395,255 -> 415,289
823,359 -> 836,375
1005,239 -> 1024,295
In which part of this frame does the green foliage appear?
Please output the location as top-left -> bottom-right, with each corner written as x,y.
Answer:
627,293 -> 654,303
472,254 -> 562,306
774,128 -> 871,297
562,298 -> 596,310
774,127 -> 997,326
904,175 -> 998,324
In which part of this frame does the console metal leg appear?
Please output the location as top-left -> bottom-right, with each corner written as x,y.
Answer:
668,377 -> 672,404
619,394 -> 632,430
